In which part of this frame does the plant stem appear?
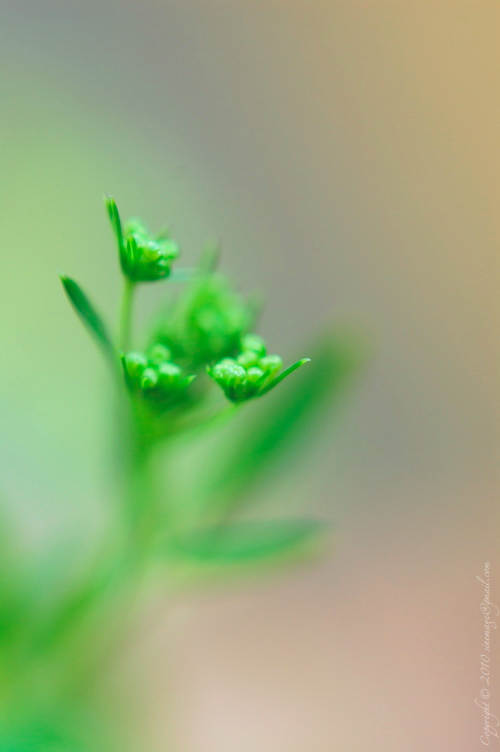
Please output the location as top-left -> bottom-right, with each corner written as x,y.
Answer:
119,277 -> 135,351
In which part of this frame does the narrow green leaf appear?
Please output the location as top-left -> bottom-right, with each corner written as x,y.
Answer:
206,330 -> 368,511
104,194 -> 128,274
175,519 -> 325,564
60,274 -> 114,356
259,357 -> 311,396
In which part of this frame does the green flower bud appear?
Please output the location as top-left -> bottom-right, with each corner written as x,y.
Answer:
124,351 -> 147,381
148,344 -> 172,365
122,345 -> 196,411
208,343 -> 308,403
207,360 -> 249,401
105,197 -> 180,283
158,362 -> 182,387
154,273 -> 256,368
224,364 -> 246,386
241,333 -> 266,357
125,230 -> 180,282
223,364 -> 247,402
141,367 -> 159,390
246,366 -> 265,384
210,365 -> 226,384
259,354 -> 283,378
236,350 -> 259,369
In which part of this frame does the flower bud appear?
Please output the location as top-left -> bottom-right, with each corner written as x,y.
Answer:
259,354 -> 282,378
224,364 -> 246,386
124,351 -> 147,381
237,350 -> 259,369
158,362 -> 182,387
105,198 -> 180,283
141,367 -> 159,390
246,366 -> 265,385
148,344 -> 172,365
154,273 -> 255,368
208,343 -> 308,403
223,364 -> 247,401
126,229 -> 180,282
241,333 -> 266,357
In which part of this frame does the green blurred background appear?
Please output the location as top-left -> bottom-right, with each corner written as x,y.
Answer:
0,2 -> 498,750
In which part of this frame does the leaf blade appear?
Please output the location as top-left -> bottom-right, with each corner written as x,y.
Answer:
60,274 -> 114,356
104,194 -> 128,274
258,357 -> 311,396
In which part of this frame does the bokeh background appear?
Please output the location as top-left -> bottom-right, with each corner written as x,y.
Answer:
0,1 -> 499,750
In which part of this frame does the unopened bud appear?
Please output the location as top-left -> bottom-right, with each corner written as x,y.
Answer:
125,351 -> 147,381
224,364 -> 246,387
106,200 -> 180,283
141,367 -> 159,390
259,354 -> 282,377
237,350 -> 259,369
158,362 -> 182,386
148,344 -> 171,364
241,333 -> 266,357
246,366 -> 264,384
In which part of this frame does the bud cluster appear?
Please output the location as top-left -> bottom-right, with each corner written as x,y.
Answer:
156,273 -> 254,369
208,334 -> 294,403
106,196 -> 180,282
63,197 -> 310,421
122,343 -> 195,406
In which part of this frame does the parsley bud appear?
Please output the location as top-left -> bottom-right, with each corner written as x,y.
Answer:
106,196 -> 180,283
155,273 -> 255,368
258,354 -> 283,379
148,344 -> 172,365
141,367 -> 159,390
236,350 -> 259,369
124,352 -> 147,381
240,333 -> 266,357
158,362 -> 182,387
208,341 -> 309,403
246,366 -> 265,384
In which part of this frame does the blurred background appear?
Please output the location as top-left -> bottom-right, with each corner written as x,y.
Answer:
0,1 -> 498,750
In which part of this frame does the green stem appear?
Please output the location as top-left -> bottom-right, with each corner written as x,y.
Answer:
126,437 -> 158,548
119,277 -> 135,351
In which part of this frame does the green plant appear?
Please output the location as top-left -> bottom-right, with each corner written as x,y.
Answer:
0,196 -> 362,751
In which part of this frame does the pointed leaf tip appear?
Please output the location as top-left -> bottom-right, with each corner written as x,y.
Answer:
259,356 -> 311,396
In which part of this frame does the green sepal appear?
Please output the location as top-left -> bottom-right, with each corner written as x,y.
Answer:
119,352 -> 133,390
126,233 -> 138,270
60,274 -> 114,357
104,194 -> 128,276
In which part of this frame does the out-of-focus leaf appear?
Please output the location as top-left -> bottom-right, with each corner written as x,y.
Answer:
206,329 -> 368,512
60,275 -> 114,358
173,519 -> 326,565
